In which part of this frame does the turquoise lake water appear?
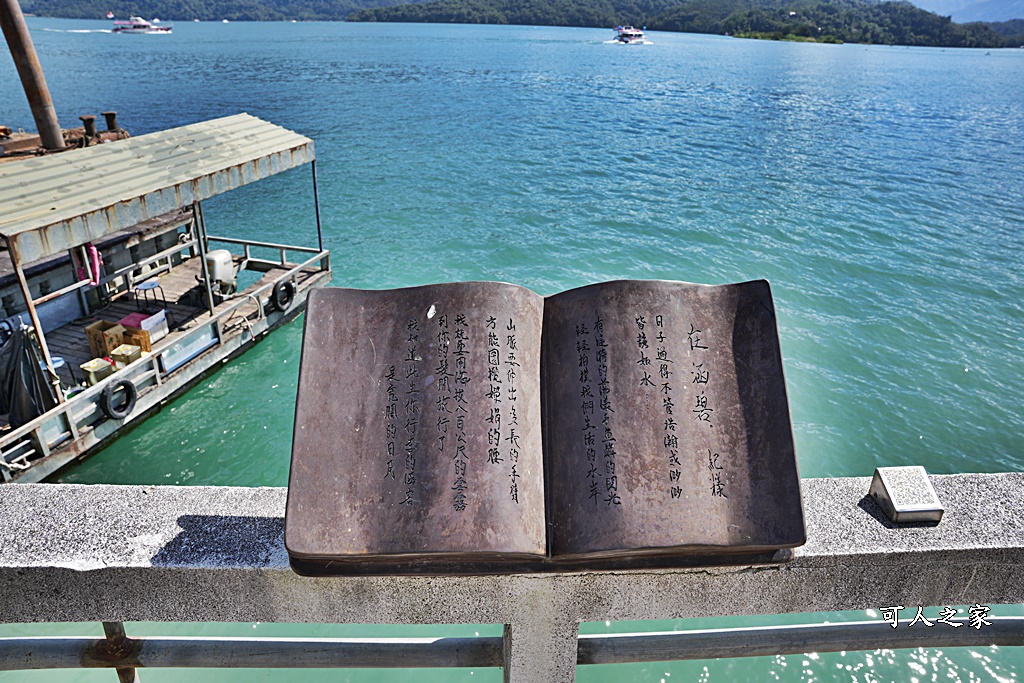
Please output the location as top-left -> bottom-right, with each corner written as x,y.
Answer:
2,18 -> 1023,682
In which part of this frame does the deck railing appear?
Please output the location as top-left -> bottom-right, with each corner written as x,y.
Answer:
0,472 -> 1021,681
207,234 -> 329,270
26,227 -> 195,310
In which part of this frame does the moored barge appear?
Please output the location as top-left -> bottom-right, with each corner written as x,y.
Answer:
0,113 -> 331,482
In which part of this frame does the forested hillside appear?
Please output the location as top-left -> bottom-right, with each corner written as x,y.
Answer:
20,0 -> 401,21
20,0 -> 1024,45
987,16 -> 1024,35
352,0 -> 1021,45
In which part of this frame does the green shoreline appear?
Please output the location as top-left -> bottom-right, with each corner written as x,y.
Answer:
22,2 -> 1024,48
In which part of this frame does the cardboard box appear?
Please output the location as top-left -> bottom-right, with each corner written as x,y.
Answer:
80,358 -> 113,386
123,326 -> 152,352
111,343 -> 141,368
119,310 -> 169,343
85,321 -> 126,359
142,309 -> 169,342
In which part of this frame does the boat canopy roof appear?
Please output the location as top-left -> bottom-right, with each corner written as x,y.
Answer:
0,113 -> 314,263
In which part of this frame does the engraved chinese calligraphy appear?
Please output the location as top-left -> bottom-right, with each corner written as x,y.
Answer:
541,279 -> 801,559
506,318 -> 522,503
287,283 -> 545,564
384,364 -> 398,481
453,313 -> 471,511
401,319 -> 421,505
287,280 -> 802,573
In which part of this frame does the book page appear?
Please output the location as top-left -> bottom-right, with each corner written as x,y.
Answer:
542,279 -> 804,559
286,282 -> 546,567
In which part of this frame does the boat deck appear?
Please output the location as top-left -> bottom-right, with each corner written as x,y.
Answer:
43,254 -> 320,392
0,243 -> 330,482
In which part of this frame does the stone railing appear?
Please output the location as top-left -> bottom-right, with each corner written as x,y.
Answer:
0,473 -> 1022,681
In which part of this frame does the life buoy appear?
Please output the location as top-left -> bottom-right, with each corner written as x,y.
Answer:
100,379 -> 137,420
270,281 -> 295,312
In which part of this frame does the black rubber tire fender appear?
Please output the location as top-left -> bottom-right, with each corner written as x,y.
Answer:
100,379 -> 137,421
271,280 -> 295,312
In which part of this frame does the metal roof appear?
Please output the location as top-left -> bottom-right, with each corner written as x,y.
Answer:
0,113 -> 314,263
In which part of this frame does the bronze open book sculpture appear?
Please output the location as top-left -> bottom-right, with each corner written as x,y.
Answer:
285,279 -> 805,575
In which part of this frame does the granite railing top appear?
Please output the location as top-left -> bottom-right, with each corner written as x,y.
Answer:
1,472 -> 1021,682
1,473 -> 1022,573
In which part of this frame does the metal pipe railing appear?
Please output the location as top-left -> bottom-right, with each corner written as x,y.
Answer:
31,239 -> 197,309
97,239 -> 197,289
174,249 -> 327,334
577,617 -> 1024,664
0,635 -> 504,671
1,618 -> 1021,673
4,248 -> 327,441
0,353 -> 160,455
206,235 -> 324,255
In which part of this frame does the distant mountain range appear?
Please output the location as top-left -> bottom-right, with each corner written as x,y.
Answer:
907,0 -> 1023,22
20,0 -> 1024,44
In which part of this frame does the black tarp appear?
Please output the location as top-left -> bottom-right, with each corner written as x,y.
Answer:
0,325 -> 58,428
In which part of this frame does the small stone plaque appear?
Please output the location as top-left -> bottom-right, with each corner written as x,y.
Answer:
869,466 -> 944,524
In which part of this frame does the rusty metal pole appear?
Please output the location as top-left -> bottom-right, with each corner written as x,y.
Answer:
100,622 -> 141,682
0,0 -> 65,151
193,202 -> 217,317
311,159 -> 323,253
5,237 -> 65,405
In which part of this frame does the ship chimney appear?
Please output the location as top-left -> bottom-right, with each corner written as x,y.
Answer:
79,114 -> 97,138
102,111 -> 118,131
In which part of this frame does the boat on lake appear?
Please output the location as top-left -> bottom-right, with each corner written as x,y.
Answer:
0,114 -> 331,483
112,16 -> 172,34
613,26 -> 647,44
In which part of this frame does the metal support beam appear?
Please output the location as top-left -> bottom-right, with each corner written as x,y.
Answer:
311,159 -> 324,253
192,202 -> 217,318
5,237 -> 63,404
0,0 -> 64,150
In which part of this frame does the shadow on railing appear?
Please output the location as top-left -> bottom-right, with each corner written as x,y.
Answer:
150,515 -> 285,568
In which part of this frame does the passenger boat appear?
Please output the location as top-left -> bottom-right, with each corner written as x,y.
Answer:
0,114 -> 331,483
112,16 -> 172,34
613,25 -> 647,44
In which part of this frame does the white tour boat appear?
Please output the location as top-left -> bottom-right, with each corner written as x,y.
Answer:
613,25 -> 647,44
112,17 -> 172,34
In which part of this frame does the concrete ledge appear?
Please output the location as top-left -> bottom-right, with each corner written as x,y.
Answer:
1,473 -> 1022,682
